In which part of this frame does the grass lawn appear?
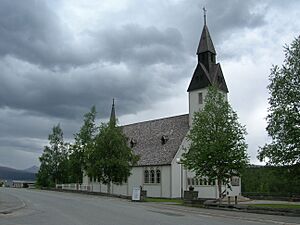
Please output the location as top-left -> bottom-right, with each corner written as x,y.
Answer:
249,204 -> 300,209
144,197 -> 183,204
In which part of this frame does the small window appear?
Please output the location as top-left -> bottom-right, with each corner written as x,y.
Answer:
187,178 -> 191,186
156,169 -> 161,183
161,135 -> 169,145
203,178 -> 207,185
195,179 -> 199,186
144,170 -> 149,183
198,93 -> 203,104
150,170 -> 155,183
94,177 -> 97,182
199,178 -> 203,185
212,180 -> 216,185
211,54 -> 215,63
130,138 -> 137,148
89,177 -> 92,182
191,178 -> 195,186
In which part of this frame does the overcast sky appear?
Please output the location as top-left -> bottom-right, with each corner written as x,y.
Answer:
0,0 -> 299,170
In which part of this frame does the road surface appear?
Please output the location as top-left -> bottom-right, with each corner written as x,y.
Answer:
0,188 -> 299,225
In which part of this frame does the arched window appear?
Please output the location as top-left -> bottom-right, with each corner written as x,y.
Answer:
150,170 -> 155,183
156,169 -> 161,183
144,170 -> 149,183
199,178 -> 203,185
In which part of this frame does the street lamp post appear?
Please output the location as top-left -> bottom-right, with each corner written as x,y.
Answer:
176,158 -> 183,199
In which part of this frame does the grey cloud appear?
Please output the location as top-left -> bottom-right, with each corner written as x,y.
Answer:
0,1 -> 186,70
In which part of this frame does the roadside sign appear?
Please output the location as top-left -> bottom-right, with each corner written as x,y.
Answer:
132,187 -> 141,201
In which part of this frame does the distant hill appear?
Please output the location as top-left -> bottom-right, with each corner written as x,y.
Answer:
0,166 -> 36,181
23,165 -> 39,174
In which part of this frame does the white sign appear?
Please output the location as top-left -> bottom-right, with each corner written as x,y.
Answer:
132,187 -> 141,201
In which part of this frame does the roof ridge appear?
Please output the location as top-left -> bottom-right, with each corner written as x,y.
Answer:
121,113 -> 188,127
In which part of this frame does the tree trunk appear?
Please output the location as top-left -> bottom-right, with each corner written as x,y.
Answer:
107,182 -> 111,194
218,179 -> 222,205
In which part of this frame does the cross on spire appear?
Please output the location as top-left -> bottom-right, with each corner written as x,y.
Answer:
203,7 -> 207,25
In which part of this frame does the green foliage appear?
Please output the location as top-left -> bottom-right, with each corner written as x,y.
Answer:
69,106 -> 97,183
37,124 -> 69,187
241,165 -> 300,195
182,86 -> 248,199
85,121 -> 139,193
258,36 -> 300,166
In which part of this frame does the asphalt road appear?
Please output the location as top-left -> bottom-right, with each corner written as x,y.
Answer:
0,188 -> 299,225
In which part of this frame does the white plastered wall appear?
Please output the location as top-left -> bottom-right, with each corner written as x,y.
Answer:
83,165 -> 172,198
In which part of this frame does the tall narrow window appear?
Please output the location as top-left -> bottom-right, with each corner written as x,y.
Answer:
198,92 -> 203,104
144,170 -> 149,183
150,170 -> 155,183
187,178 -> 191,186
156,169 -> 161,183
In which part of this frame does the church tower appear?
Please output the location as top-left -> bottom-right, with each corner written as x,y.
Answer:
187,9 -> 228,126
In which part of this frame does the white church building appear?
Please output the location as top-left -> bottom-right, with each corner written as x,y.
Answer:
62,20 -> 241,199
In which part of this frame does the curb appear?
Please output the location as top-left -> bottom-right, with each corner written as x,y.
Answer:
203,203 -> 300,217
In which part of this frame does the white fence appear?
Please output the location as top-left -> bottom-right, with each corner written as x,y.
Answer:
56,183 -> 107,193
56,183 -> 94,192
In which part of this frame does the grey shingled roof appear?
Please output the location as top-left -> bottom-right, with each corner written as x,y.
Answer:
121,114 -> 189,166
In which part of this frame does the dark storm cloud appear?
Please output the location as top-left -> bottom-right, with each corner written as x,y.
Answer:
0,0 -> 82,69
96,24 -> 184,65
0,0 -> 185,70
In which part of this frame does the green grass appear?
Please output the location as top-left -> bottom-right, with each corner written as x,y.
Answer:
144,197 -> 183,204
249,204 -> 300,209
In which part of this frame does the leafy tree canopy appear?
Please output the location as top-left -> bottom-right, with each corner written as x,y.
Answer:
69,106 -> 97,183
37,124 -> 68,186
182,86 -> 248,199
258,36 -> 300,166
86,121 -> 139,193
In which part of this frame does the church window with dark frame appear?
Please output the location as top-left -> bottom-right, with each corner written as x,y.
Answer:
198,92 -> 203,104
144,170 -> 149,183
156,169 -> 161,184
144,168 -> 161,184
150,169 -> 155,183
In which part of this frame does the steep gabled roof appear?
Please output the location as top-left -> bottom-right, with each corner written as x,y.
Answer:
187,63 -> 211,92
210,63 -> 229,93
197,25 -> 216,55
187,63 -> 228,93
121,114 -> 189,166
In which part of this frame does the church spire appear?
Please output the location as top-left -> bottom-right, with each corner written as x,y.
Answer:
109,98 -> 116,126
197,8 -> 216,56
203,7 -> 207,26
